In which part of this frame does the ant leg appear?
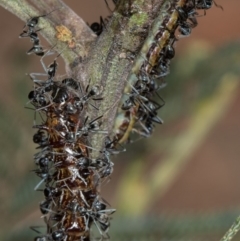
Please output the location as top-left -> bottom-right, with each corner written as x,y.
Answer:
40,49 -> 56,73
29,72 -> 48,83
214,1 -> 223,10
104,0 -> 113,12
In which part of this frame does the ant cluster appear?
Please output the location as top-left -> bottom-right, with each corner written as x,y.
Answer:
112,0 -> 220,144
18,1 -> 220,240
20,9 -> 116,241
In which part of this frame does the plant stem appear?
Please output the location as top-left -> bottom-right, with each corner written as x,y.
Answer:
221,216 -> 240,241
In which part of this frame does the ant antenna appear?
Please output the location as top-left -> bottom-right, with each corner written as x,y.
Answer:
104,0 -> 114,13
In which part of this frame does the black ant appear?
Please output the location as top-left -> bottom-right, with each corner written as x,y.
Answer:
50,79 -> 101,113
27,45 -> 45,56
51,85 -> 69,104
20,28 -> 41,42
137,99 -> 164,125
76,115 -> 107,137
178,22 -> 192,36
101,136 -> 124,157
90,16 -> 106,36
28,90 -> 50,107
121,86 -> 149,111
62,78 -> 79,90
34,230 -> 65,241
20,28 -> 45,56
43,186 -> 61,200
150,40 -> 176,79
39,199 -> 51,215
34,167 -> 54,189
33,130 -> 49,147
195,0 -> 223,11
69,83 -> 103,111
58,115 -> 106,145
139,117 -> 155,137
177,4 -> 198,28
76,155 -> 113,179
174,2 -> 199,37
67,197 -> 115,239
20,8 -> 60,34
20,8 -> 59,56
29,49 -> 61,89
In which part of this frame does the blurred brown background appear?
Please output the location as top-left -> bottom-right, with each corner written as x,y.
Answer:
0,0 -> 240,241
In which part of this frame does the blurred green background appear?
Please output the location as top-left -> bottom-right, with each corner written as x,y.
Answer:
0,0 -> 240,241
